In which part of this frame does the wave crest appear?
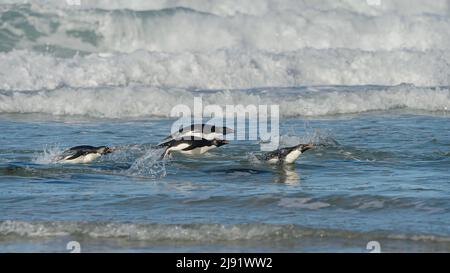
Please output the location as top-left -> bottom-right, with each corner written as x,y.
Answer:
1,49 -> 450,91
1,1 -> 449,53
1,84 -> 449,118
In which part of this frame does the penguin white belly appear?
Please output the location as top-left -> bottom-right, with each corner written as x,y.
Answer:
267,158 -> 279,164
61,153 -> 101,164
202,133 -> 222,140
284,150 -> 302,164
168,143 -> 191,152
175,132 -> 222,141
180,145 -> 216,155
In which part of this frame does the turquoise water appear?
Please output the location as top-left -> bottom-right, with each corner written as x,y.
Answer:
1,111 -> 449,252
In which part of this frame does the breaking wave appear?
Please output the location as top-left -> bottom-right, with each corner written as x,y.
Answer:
0,84 -> 449,118
1,49 -> 450,91
2,1 -> 450,53
0,0 -> 449,89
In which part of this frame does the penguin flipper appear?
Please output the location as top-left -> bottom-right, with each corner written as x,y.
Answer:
181,139 -> 209,151
158,130 -> 206,146
64,150 -> 88,160
157,135 -> 174,146
159,147 -> 171,160
69,145 -> 96,151
57,149 -> 77,161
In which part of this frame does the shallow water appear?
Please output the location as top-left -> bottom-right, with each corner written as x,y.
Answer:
1,0 -> 450,253
1,111 -> 449,252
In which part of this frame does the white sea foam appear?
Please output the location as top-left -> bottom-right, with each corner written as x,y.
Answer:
0,1 -> 449,89
278,198 -> 331,210
0,1 -> 449,117
8,0 -> 450,52
1,84 -> 449,118
1,220 -> 450,243
1,49 -> 450,91
3,0 -> 449,17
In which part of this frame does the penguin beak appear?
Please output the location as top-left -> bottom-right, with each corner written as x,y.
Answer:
217,140 -> 229,147
300,144 -> 314,153
224,127 -> 234,134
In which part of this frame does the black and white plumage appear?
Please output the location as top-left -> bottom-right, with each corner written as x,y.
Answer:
158,124 -> 234,145
256,143 -> 313,164
158,138 -> 229,159
57,145 -> 113,164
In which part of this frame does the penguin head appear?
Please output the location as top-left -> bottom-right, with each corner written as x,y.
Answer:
298,143 -> 314,153
207,125 -> 234,135
97,146 -> 114,155
222,126 -> 234,135
212,139 -> 229,147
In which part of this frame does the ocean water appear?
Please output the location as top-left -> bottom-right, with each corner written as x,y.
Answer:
1,0 -> 450,252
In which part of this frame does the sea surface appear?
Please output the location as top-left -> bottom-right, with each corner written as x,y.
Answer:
0,0 -> 450,252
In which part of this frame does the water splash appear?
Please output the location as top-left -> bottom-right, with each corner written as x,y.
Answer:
33,144 -> 64,164
280,127 -> 340,148
123,147 -> 167,179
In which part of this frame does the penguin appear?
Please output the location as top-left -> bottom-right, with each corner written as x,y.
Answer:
57,145 -> 113,164
158,138 -> 229,159
256,143 -> 313,164
159,124 -> 234,145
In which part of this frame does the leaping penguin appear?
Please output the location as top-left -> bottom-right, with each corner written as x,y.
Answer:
158,138 -> 229,159
159,124 -> 234,145
57,145 -> 113,164
256,143 -> 313,164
